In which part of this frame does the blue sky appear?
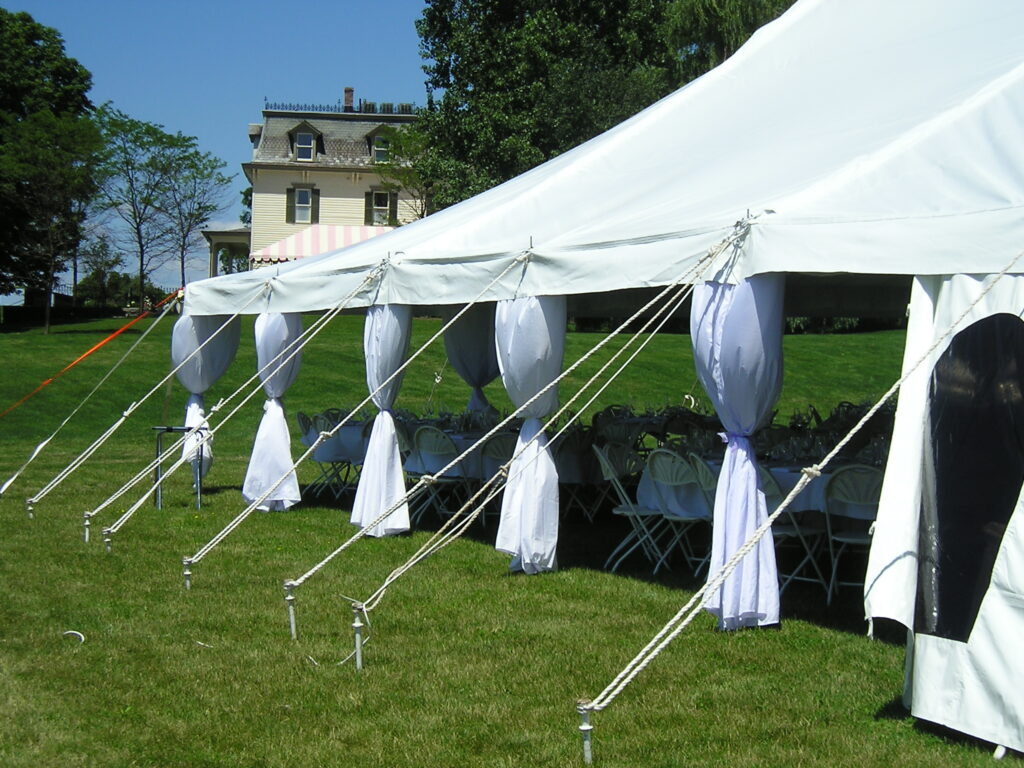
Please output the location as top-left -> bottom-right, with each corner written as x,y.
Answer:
7,0 -> 430,285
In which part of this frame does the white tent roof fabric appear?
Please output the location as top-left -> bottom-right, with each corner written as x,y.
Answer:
184,0 -> 1024,317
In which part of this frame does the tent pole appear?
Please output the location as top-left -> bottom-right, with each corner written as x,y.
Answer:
577,701 -> 594,764
352,603 -> 365,671
284,581 -> 298,640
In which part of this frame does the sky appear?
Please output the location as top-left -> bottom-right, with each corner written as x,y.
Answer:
7,0 -> 430,287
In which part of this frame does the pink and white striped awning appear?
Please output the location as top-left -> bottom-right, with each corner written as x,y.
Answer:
251,224 -> 393,265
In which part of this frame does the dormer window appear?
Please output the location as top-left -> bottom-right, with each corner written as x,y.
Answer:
373,135 -> 390,163
296,131 -> 315,162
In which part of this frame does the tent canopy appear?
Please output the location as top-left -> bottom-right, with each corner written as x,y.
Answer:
185,0 -> 1024,317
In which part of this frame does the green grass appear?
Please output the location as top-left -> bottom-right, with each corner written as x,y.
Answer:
0,316 -> 998,767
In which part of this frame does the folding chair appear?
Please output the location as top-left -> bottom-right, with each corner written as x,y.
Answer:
687,452 -> 720,507
760,464 -> 828,596
823,464 -> 883,605
646,449 -> 713,575
408,425 -> 475,524
593,444 -> 668,572
553,427 -> 595,521
296,411 -> 331,496
310,412 -> 355,499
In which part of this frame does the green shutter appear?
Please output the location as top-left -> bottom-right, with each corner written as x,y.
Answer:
285,188 -> 295,224
388,192 -> 398,226
311,188 -> 320,224
364,191 -> 373,225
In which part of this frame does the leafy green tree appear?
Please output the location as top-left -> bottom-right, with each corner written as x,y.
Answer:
416,0 -> 678,207
161,148 -> 234,287
372,123 -> 434,219
76,235 -> 124,307
415,0 -> 795,209
239,186 -> 252,225
0,10 -> 102,330
664,0 -> 795,84
217,246 -> 249,275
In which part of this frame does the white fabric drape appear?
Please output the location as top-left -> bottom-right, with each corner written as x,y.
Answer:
494,295 -> 566,573
442,303 -> 500,413
242,313 -> 303,511
170,314 -> 240,477
351,304 -> 412,537
691,274 -> 784,629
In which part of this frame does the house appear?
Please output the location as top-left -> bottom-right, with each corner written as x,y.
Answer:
244,87 -> 419,257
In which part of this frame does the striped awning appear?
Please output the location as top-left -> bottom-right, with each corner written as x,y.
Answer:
250,224 -> 393,265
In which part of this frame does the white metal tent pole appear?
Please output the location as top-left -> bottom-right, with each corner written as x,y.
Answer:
183,253 -> 528,588
97,288 -> 365,548
573,251 -> 1023,765
1,297 -> 180,500
25,285 -> 267,513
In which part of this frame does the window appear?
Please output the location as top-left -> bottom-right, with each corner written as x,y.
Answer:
295,131 -> 315,161
295,187 -> 312,223
287,186 -> 319,224
372,135 -> 390,163
371,190 -> 390,225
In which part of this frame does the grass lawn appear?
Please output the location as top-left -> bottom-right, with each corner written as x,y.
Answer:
0,315 -> 1002,767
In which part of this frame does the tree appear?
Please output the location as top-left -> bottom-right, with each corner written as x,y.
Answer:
161,148 -> 234,287
415,0 -> 678,208
415,0 -> 795,209
664,0 -> 795,84
239,186 -> 252,225
217,246 -> 249,274
76,235 -> 124,307
0,10 -> 102,330
372,123 -> 434,220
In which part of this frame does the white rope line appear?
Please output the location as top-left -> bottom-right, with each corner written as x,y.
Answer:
100,266 -> 387,537
27,285 -> 268,506
583,250 -> 1024,714
185,253 -> 528,572
1,297 -> 180,498
361,262 -> 707,612
283,232 -> 738,595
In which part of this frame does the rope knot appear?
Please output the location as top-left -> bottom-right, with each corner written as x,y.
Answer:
801,464 -> 822,479
421,474 -> 437,485
576,698 -> 593,714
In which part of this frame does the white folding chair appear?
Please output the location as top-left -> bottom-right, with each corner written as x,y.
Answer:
823,464 -> 883,605
310,412 -> 355,500
409,425 -> 475,524
646,449 -> 713,575
296,411 -> 330,496
593,444 -> 668,572
760,464 -> 828,596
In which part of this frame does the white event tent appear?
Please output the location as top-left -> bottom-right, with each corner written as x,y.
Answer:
177,0 -> 1024,750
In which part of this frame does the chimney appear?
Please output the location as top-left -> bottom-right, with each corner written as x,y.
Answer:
344,87 -> 354,112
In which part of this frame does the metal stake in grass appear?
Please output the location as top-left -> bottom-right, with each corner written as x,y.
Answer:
102,527 -> 112,553
82,511 -> 90,543
183,557 -> 193,590
352,603 -> 365,671
577,700 -> 594,764
284,581 -> 298,640
26,500 -> 33,519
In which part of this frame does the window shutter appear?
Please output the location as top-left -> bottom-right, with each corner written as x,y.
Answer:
311,189 -> 320,224
388,192 -> 398,226
364,191 -> 373,225
285,188 -> 295,224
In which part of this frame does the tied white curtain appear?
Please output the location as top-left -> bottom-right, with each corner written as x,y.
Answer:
170,314 -> 241,478
441,303 -> 500,413
351,304 -> 412,537
242,313 -> 303,510
494,295 -> 566,573
691,274 -> 784,629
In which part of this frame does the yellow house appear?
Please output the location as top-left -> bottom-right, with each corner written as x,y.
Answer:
244,87 -> 419,258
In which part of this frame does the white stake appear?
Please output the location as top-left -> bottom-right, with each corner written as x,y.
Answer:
183,558 -> 192,590
352,603 -> 365,671
577,701 -> 594,764
82,511 -> 90,543
284,582 -> 297,640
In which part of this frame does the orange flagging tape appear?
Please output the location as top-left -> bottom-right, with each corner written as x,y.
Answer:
0,289 -> 181,420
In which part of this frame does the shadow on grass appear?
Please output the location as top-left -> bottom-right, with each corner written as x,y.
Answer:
876,695 -> 1017,757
